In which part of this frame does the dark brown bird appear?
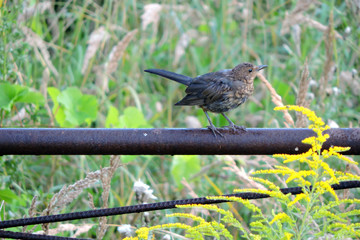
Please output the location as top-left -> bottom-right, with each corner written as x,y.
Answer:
145,63 -> 267,137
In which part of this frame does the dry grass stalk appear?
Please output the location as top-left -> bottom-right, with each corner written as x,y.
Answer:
22,196 -> 38,233
17,1 -> 51,23
174,29 -> 198,66
141,4 -> 191,52
257,73 -> 295,127
281,1 -> 342,40
88,193 -> 96,210
141,4 -> 162,53
81,26 -> 110,74
306,17 -> 342,39
292,25 -> 301,56
41,68 -> 55,126
105,29 -> 138,75
8,52 -> 24,84
319,12 -> 335,102
141,4 -> 163,30
296,60 -> 311,128
293,0 -> 314,13
222,156 -> 266,191
21,26 -> 59,78
45,1 -> 74,43
41,168 -> 106,217
94,65 -> 108,93
141,4 -> 188,30
40,156 -> 121,236
280,0 -> 314,35
97,155 -> 121,239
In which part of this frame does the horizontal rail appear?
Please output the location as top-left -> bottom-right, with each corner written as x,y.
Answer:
1,181 -> 359,229
0,128 -> 359,155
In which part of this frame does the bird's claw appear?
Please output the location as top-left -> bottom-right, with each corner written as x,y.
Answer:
224,124 -> 247,133
207,125 -> 224,138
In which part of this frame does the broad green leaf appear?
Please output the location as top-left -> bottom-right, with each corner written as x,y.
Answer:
48,87 -> 98,127
55,106 -> 67,127
0,83 -> 44,111
0,189 -> 19,203
123,107 -> 150,128
171,155 -> 201,189
0,82 -> 18,111
57,87 -> 82,111
62,91 -> 98,126
48,87 -> 67,125
78,95 -> 98,124
17,91 -> 45,106
47,87 -> 60,107
106,105 -> 120,128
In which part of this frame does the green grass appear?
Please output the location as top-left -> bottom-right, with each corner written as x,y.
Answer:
0,0 -> 359,238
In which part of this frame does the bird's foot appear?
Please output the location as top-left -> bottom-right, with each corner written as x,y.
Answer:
224,124 -> 247,133
207,125 -> 224,138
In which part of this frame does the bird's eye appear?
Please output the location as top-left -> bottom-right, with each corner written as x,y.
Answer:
248,69 -> 253,72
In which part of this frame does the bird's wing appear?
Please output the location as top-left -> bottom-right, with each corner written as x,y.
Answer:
175,71 -> 233,106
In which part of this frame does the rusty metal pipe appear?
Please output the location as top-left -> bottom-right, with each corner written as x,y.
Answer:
0,128 -> 359,155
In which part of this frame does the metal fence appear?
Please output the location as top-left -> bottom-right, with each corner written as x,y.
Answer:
1,128 -> 359,239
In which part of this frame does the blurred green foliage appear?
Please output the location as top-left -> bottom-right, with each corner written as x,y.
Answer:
0,0 -> 359,238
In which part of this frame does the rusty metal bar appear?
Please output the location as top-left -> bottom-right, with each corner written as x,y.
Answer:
0,128 -> 359,155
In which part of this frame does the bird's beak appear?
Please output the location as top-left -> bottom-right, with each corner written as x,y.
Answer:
256,65 -> 268,71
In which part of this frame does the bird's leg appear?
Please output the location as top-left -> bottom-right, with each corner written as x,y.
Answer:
203,110 -> 224,137
221,113 -> 247,132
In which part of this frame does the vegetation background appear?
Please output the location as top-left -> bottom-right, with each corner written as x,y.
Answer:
0,0 -> 359,238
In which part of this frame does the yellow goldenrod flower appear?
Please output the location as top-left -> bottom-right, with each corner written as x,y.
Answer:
312,181 -> 338,201
284,232 -> 293,240
136,227 -> 150,239
288,193 -> 310,206
166,213 -> 205,222
269,212 -> 292,225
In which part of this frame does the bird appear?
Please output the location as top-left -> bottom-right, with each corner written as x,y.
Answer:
144,63 -> 267,137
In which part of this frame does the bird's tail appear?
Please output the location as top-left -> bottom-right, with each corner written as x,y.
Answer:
144,69 -> 192,86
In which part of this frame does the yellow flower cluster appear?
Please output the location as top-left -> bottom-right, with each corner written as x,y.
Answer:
269,212 -> 292,225
123,223 -> 191,240
206,196 -> 261,214
126,105 -> 358,239
288,193 -> 310,207
272,105 -> 356,189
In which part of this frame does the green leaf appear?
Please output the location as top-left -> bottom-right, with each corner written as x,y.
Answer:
77,94 -> 98,125
0,82 -> 18,111
0,82 -> 43,111
48,87 -> 66,126
49,87 -> 98,127
0,189 -> 19,203
57,87 -> 82,111
171,155 -> 201,189
47,87 -> 60,107
123,106 -> 151,128
105,105 -> 120,128
17,91 -> 45,106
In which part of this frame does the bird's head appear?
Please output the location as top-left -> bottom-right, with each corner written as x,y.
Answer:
232,63 -> 267,83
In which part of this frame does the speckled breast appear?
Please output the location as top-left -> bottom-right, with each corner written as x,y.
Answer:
202,95 -> 249,113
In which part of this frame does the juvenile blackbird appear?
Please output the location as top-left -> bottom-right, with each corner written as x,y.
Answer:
145,63 -> 267,137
